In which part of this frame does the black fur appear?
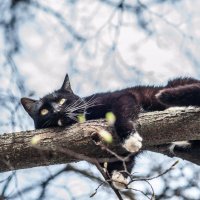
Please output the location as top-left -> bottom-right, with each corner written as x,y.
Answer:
21,75 -> 200,179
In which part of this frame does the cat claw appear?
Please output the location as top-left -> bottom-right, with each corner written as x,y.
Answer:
111,171 -> 128,189
122,132 -> 143,153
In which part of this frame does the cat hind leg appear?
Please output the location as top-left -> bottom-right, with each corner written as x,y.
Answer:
111,170 -> 128,189
103,158 -> 134,189
156,84 -> 200,106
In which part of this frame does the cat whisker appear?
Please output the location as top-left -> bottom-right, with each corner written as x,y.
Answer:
67,114 -> 79,122
84,100 -> 102,109
66,105 -> 85,111
84,95 -> 101,106
65,112 -> 78,117
66,100 -> 99,113
69,98 -> 83,108
64,101 -> 85,113
64,104 -> 86,113
64,96 -> 100,114
62,96 -> 101,122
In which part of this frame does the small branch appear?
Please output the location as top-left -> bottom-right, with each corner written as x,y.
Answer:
0,107 -> 200,173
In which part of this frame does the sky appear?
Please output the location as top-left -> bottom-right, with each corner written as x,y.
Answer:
15,0 -> 200,97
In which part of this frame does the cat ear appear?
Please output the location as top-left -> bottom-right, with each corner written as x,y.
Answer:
21,97 -> 37,117
61,74 -> 73,93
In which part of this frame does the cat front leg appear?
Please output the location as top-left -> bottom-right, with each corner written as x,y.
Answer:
112,94 -> 143,153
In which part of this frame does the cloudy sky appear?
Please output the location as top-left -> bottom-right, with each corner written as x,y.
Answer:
14,0 -> 200,97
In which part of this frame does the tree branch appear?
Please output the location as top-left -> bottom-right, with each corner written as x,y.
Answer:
1,107 -> 200,172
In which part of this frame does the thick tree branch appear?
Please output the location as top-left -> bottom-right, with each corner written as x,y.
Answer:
1,107 -> 200,172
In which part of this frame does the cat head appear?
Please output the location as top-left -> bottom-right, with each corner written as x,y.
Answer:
21,74 -> 86,129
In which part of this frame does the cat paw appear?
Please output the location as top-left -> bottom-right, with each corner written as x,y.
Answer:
122,132 -> 143,153
169,141 -> 191,154
111,171 -> 128,189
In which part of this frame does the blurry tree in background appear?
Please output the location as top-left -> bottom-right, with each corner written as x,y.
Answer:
0,0 -> 200,199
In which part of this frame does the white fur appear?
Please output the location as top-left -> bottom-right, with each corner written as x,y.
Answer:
111,171 -> 128,189
166,106 -> 191,111
169,141 -> 191,153
155,90 -> 163,99
122,132 -> 143,153
58,119 -> 62,126
165,106 -> 197,112
166,106 -> 187,111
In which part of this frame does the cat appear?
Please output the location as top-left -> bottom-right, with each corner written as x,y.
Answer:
21,74 -> 200,189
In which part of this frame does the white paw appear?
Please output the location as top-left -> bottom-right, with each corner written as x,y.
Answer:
169,141 -> 191,153
111,171 -> 128,189
122,132 -> 143,153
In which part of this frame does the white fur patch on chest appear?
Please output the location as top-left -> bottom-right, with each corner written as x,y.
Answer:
122,132 -> 143,153
111,171 -> 128,189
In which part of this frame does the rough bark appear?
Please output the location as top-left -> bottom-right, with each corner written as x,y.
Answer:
0,107 -> 200,172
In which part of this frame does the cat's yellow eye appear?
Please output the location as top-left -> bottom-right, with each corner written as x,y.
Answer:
59,98 -> 66,105
40,109 -> 49,115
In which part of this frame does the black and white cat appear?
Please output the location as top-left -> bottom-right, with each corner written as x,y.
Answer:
21,74 -> 200,189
